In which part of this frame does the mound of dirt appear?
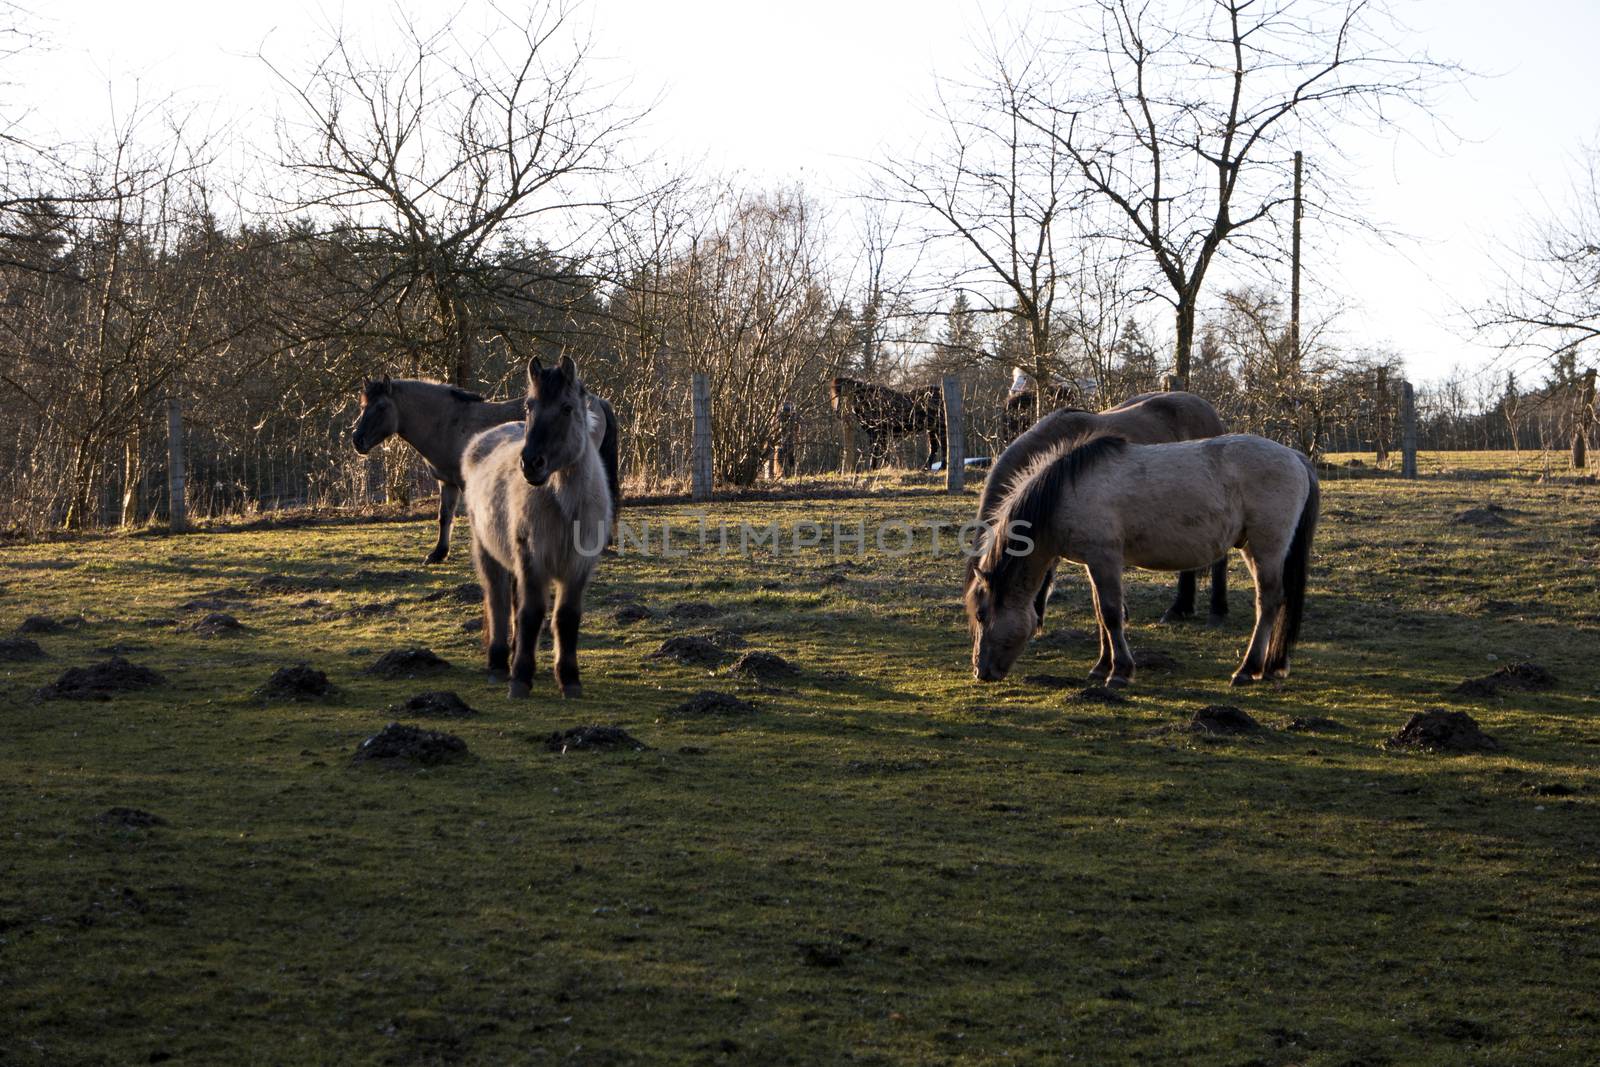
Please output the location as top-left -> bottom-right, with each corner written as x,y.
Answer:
388,691 -> 479,719
1134,648 -> 1181,672
1453,662 -> 1556,698
350,568 -> 412,585
1387,709 -> 1501,753
255,664 -> 336,701
544,725 -> 650,753
730,651 -> 799,681
352,722 -> 469,767
365,648 -> 451,678
1190,705 -> 1261,734
94,807 -> 167,829
700,628 -> 747,650
1451,503 -> 1519,529
461,618 -> 483,633
1474,598 -> 1523,616
0,637 -> 46,661
613,602 -> 655,625
422,581 -> 481,604
37,657 -> 164,700
325,600 -> 398,620
1071,685 -> 1129,705
667,601 -> 720,620
189,612 -> 243,636
669,690 -> 756,717
178,596 -> 234,612
651,636 -> 729,667
18,614 -> 79,634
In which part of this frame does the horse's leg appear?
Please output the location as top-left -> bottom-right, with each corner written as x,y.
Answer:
508,556 -> 549,699
426,482 -> 459,565
474,543 -> 512,683
1087,556 -> 1135,687
1086,567 -> 1114,683
1232,549 -> 1283,686
1208,555 -> 1229,623
1160,569 -> 1198,623
1032,565 -> 1055,636
551,575 -> 589,699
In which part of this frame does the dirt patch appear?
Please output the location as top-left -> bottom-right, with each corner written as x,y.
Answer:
352,722 -> 470,767
178,596 -> 234,612
1528,782 -> 1574,797
388,691 -> 479,719
423,582 -> 481,604
324,600 -> 399,620
667,601 -> 720,620
1190,705 -> 1262,734
651,636 -> 729,667
461,618 -> 483,634
350,568 -> 412,585
254,573 -> 338,595
544,725 -> 650,753
1451,503 -> 1520,529
730,651 -> 799,682
37,657 -> 164,700
1283,715 -> 1344,732
1474,598 -> 1523,616
1387,709 -> 1501,753
1024,674 -> 1079,690
1453,662 -> 1556,698
256,664 -> 336,701
699,628 -> 747,650
17,614 -> 81,634
93,807 -> 167,829
188,612 -> 244,636
613,602 -> 655,625
1070,686 -> 1128,705
365,648 -> 451,678
140,617 -> 177,628
669,690 -> 756,717
0,637 -> 46,661
1134,648 -> 1181,672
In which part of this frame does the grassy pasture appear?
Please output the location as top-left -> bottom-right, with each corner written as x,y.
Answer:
1,454 -> 1598,1065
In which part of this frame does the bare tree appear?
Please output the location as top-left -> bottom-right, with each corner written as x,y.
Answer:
267,2 -> 641,385
1014,0 -> 1457,386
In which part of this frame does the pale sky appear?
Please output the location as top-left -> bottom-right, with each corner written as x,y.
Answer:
15,0 -> 1600,386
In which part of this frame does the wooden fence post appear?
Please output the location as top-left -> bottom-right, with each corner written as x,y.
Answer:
839,401 -> 857,474
1574,367 -> 1596,470
942,376 -> 964,493
690,373 -> 713,502
166,397 -> 188,532
1400,380 -> 1418,479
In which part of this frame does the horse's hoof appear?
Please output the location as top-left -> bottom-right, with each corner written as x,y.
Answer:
1106,675 -> 1132,689
424,551 -> 447,565
1158,609 -> 1195,625
1088,669 -> 1110,683
508,679 -> 532,699
561,683 -> 583,700
1230,673 -> 1255,687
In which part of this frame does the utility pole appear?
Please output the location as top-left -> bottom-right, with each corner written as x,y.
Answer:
1291,151 -> 1303,370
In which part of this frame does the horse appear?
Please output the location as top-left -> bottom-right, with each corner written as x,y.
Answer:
350,374 -> 620,564
462,355 -> 614,699
1004,383 -> 1085,444
829,376 -> 946,469
967,433 -> 1318,688
969,391 -> 1231,628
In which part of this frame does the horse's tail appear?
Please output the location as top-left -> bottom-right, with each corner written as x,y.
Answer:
1266,459 -> 1319,676
596,395 -> 621,521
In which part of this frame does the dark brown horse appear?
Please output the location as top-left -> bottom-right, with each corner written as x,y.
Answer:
968,390 -> 1230,626
830,376 -> 946,469
1004,382 -> 1086,444
351,375 -> 620,564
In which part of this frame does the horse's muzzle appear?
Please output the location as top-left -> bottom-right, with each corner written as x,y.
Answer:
521,455 -> 550,486
351,432 -> 371,456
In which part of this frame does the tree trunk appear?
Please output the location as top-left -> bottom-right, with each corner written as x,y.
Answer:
1574,368 -> 1596,469
1172,299 -> 1196,391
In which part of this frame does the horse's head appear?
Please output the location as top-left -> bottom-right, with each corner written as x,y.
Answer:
965,539 -> 1037,682
351,375 -> 397,454
520,353 -> 590,487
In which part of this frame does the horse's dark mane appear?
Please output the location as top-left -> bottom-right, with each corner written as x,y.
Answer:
448,385 -> 486,403
985,434 -> 1128,596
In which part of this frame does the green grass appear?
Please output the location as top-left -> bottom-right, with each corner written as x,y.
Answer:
2,453 -> 1598,1065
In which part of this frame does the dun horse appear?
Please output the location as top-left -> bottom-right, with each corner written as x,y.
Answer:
967,433 -> 1318,688
351,375 -> 620,564
830,376 -> 946,469
463,355 -> 613,699
969,391 -> 1230,627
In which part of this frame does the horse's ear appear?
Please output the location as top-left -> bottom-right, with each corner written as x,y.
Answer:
558,353 -> 578,382
380,373 -> 392,388
527,356 -> 543,388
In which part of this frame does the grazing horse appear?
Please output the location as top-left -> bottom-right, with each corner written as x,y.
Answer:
967,433 -> 1318,688
830,376 -> 946,469
1004,383 -> 1085,444
462,355 -> 613,699
969,391 -> 1231,627
351,375 -> 620,564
